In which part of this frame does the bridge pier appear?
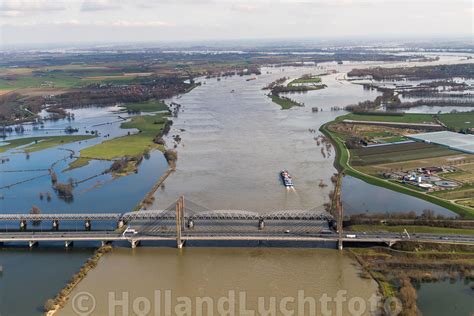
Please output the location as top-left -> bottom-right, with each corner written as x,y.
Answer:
28,241 -> 37,248
258,218 -> 265,230
64,241 -> 73,248
387,240 -> 396,248
338,239 -> 343,250
20,220 -> 27,231
52,220 -> 59,231
177,240 -> 185,249
130,239 -> 140,249
101,241 -> 110,247
84,220 -> 91,231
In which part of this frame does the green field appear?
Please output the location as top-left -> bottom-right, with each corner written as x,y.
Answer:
288,76 -> 321,86
0,73 -> 82,90
0,69 -> 152,90
342,112 -> 474,131
347,224 -> 474,235
122,99 -> 169,113
438,112 -> 474,130
343,113 -> 435,124
70,113 -> 168,168
269,94 -> 302,110
0,135 -> 95,153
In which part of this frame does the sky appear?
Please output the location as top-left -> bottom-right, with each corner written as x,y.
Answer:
0,0 -> 473,47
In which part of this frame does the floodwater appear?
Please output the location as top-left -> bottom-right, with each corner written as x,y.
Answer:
416,279 -> 474,315
342,176 -> 457,217
60,247 -> 380,316
0,247 -> 93,316
0,106 -> 169,216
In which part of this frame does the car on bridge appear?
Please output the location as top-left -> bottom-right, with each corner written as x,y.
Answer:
122,227 -> 138,237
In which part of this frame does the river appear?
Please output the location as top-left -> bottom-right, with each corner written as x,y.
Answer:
59,247 -> 380,316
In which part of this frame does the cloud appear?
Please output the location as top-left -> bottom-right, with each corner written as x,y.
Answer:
1,19 -> 172,27
0,0 -> 66,17
81,0 -> 121,11
231,4 -> 260,12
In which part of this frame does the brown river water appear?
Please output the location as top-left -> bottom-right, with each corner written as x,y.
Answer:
60,247 -> 379,315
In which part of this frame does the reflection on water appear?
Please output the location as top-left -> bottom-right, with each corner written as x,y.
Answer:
60,247 -> 379,316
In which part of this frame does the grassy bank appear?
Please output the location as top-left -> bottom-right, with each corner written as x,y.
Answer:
121,99 -> 169,113
320,121 -> 474,218
269,94 -> 302,110
347,224 -> 474,235
69,113 -> 168,169
288,76 -> 322,86
0,135 -> 95,153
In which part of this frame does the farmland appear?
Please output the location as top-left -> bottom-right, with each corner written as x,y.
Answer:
321,114 -> 474,218
438,111 -> 474,130
350,142 -> 459,166
341,111 -> 474,131
342,113 -> 436,124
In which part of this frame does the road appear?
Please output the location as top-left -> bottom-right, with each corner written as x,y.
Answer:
1,230 -> 473,246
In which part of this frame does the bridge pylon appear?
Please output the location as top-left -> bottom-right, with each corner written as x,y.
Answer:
175,196 -> 185,248
333,172 -> 344,251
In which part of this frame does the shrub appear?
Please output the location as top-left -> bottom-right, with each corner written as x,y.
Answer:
54,183 -> 74,201
164,149 -> 178,164
44,299 -> 55,312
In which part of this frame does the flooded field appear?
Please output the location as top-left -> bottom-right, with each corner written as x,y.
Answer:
0,248 -> 93,316
417,279 -> 474,315
0,106 -> 169,215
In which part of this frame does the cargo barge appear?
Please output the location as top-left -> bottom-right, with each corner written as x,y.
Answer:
280,170 -> 294,187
